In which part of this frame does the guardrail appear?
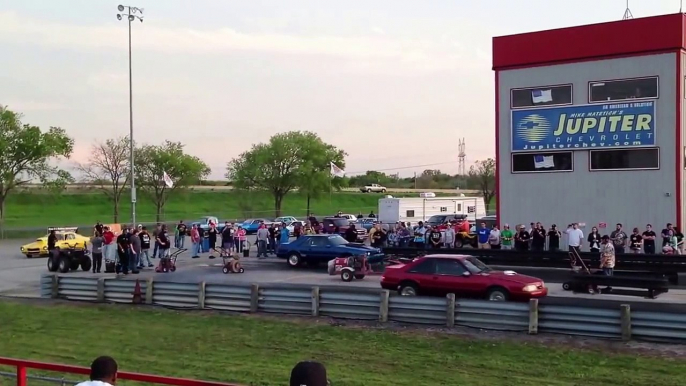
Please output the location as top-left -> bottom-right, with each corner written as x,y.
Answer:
38,274 -> 686,343
0,356 -> 242,386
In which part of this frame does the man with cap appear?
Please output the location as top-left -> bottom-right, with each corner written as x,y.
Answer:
290,361 -> 328,386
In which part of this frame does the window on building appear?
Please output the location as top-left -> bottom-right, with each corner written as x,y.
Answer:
511,152 -> 573,173
589,148 -> 660,171
589,77 -> 658,103
406,210 -> 415,218
511,84 -> 573,108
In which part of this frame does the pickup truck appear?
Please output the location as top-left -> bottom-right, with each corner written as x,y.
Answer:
359,184 -> 387,193
191,216 -> 226,232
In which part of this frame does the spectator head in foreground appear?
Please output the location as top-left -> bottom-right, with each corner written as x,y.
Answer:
75,356 -> 118,386
290,361 -> 329,386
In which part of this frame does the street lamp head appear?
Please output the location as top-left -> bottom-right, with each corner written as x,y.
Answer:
118,5 -> 125,12
116,14 -> 122,20
128,14 -> 135,21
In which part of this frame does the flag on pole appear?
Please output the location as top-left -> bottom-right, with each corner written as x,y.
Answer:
330,162 -> 345,178
162,171 -> 174,188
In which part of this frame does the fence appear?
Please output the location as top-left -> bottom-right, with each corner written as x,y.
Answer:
0,356 -> 242,386
40,274 -> 686,342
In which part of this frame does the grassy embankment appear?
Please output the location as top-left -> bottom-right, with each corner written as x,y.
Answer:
0,300 -> 682,386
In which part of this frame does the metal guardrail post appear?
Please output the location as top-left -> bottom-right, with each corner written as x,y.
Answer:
198,282 -> 206,309
311,287 -> 320,317
379,290 -> 390,322
620,304 -> 631,341
446,293 -> 456,327
145,278 -> 154,305
50,275 -> 58,299
96,278 -> 106,302
249,284 -> 259,313
528,299 -> 539,334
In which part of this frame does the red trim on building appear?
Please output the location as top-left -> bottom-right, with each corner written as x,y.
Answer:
494,70 -> 500,225
493,13 -> 686,70
676,50 -> 683,229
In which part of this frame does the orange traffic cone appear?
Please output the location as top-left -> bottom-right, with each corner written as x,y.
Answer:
132,279 -> 143,304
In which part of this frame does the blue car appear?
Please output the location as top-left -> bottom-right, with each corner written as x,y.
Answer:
276,234 -> 382,267
355,218 -> 376,231
241,218 -> 270,234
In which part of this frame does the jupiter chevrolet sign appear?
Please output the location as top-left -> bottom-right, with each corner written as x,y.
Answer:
511,101 -> 656,152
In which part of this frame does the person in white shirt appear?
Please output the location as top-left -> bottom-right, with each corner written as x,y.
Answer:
489,226 -> 502,249
443,224 -> 455,248
76,356 -> 118,386
565,223 -> 584,255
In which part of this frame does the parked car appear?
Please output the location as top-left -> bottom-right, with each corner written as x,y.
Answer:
335,213 -> 357,222
425,214 -> 467,228
21,227 -> 89,258
355,218 -> 376,232
380,254 -> 547,301
477,215 -> 498,230
241,218 -> 271,234
274,216 -> 298,224
191,216 -> 226,232
276,234 -> 382,267
359,184 -> 387,193
322,216 -> 367,241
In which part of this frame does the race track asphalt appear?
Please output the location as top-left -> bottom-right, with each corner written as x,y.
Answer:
3,236 -> 686,312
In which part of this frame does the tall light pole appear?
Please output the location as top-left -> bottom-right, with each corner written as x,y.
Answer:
117,5 -> 143,227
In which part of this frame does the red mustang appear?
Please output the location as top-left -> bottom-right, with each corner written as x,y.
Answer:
380,254 -> 548,301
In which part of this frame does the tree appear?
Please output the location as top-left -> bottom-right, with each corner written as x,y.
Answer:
298,137 -> 346,215
135,141 -> 210,221
468,158 -> 496,212
226,131 -> 346,217
76,137 -> 130,222
0,106 -> 74,230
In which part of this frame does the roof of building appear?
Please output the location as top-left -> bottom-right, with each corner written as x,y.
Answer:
493,13 -> 686,70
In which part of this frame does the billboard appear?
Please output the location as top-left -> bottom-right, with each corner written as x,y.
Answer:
511,101 -> 655,152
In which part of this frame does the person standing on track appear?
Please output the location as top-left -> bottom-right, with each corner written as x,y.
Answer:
116,227 -> 131,275
90,231 -> 104,273
138,226 -> 153,267
157,225 -> 170,259
130,228 -> 142,273
256,223 -> 269,259
207,222 -> 218,258
221,222 -> 232,256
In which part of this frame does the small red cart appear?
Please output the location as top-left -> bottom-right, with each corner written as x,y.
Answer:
327,254 -> 412,282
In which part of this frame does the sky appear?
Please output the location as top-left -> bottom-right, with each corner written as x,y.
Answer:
0,0 -> 681,179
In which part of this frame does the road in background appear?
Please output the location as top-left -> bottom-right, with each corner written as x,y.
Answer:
3,238 -> 686,310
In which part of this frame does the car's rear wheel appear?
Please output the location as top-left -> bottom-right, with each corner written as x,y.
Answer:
399,282 -> 418,296
487,287 -> 510,301
381,189 -> 386,193
287,253 -> 301,267
341,270 -> 353,282
58,257 -> 70,273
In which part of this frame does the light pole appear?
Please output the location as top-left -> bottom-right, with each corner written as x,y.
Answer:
117,5 -> 143,227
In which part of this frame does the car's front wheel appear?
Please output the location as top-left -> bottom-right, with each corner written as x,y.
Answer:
398,282 -> 418,296
486,287 -> 510,301
287,253 -> 301,267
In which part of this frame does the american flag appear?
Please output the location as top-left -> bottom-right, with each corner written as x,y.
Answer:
330,162 -> 345,178
467,206 -> 476,213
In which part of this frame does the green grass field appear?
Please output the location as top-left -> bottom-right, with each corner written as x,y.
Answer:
1,190 -> 391,229
0,301 -> 683,386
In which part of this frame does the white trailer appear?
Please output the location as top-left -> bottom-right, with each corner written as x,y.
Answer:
378,196 -> 487,224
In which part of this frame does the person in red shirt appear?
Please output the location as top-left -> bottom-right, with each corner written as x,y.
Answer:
102,226 -> 115,263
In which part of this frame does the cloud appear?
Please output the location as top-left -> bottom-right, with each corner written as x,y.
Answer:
0,11 -> 489,74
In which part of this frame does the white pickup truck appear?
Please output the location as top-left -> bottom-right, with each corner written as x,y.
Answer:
359,184 -> 387,193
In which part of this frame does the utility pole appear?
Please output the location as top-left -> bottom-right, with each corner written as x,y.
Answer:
116,5 -> 144,226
